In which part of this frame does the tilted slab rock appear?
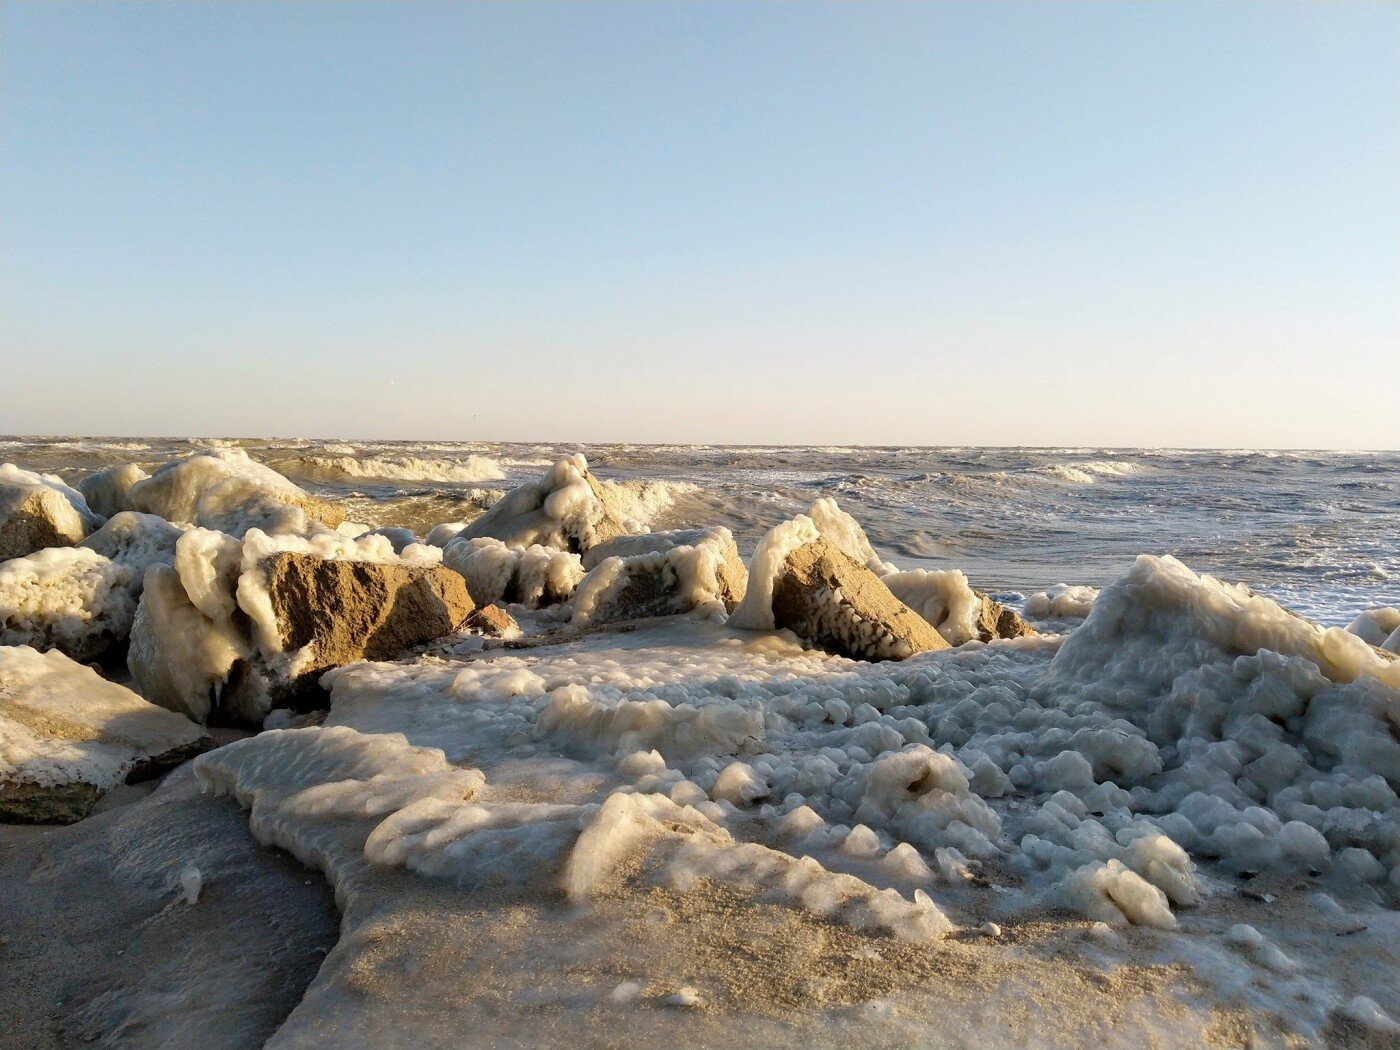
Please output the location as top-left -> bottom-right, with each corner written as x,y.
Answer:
0,645 -> 211,824
770,538 -> 949,661
258,552 -> 475,699
0,464 -> 104,561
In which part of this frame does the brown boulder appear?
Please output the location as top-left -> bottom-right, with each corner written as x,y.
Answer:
463,604 -> 520,638
260,553 -> 474,695
771,538 -> 948,661
974,592 -> 1036,642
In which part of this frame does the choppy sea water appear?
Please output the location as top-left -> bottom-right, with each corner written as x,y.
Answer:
4,437 -> 1396,625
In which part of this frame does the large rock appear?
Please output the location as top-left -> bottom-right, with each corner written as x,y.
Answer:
0,645 -> 210,824
257,552 -> 474,699
0,464 -> 104,561
127,448 -> 343,536
572,527 -> 748,627
76,463 -> 150,518
770,538 -> 948,660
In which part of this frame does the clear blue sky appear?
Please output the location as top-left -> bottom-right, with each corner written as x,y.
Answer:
2,2 -> 1397,447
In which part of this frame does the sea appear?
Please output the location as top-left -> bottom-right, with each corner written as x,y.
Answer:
4,437 -> 1396,625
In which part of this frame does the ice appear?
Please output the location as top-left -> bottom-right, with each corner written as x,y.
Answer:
0,547 -> 134,659
0,463 -> 104,553
0,511 -> 186,659
179,864 -> 204,905
1052,859 -> 1177,929
0,644 -> 206,793
129,526 -> 441,722
1025,584 -> 1100,619
76,463 -> 150,518
571,527 -> 742,626
441,536 -> 583,608
457,454 -> 641,553
881,568 -> 983,644
127,448 -> 337,536
1347,608 -> 1400,653
728,514 -> 821,631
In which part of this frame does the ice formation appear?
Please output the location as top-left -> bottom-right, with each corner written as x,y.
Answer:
1348,607 -> 1400,653
129,526 -> 444,723
76,463 -> 150,518
0,645 -> 208,815
0,463 -> 105,557
0,547 -> 136,659
571,527 -> 745,626
731,499 -> 901,632
880,568 -> 983,644
1025,583 -> 1100,619
127,448 -> 343,536
458,454 -> 643,553
441,536 -> 584,609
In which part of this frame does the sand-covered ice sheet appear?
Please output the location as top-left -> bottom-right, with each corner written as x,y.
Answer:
184,553 -> 1400,1046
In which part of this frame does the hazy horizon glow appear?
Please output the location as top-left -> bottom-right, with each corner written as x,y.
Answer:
2,2 -> 1397,448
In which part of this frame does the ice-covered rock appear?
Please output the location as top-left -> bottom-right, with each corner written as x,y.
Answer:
441,536 -> 584,608
571,527 -> 747,627
882,568 -> 1033,644
76,463 -> 150,518
127,448 -> 344,536
130,528 -> 461,724
456,454 -> 638,554
79,510 -> 185,587
0,645 -> 210,823
734,528 -> 946,661
0,464 -> 104,560
0,512 -> 186,660
0,547 -> 135,660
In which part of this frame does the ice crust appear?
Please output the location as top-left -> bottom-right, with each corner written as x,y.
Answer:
458,454 -> 639,553
1,644 -> 205,791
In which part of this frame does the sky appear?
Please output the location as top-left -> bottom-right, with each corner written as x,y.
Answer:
2,2 -> 1397,448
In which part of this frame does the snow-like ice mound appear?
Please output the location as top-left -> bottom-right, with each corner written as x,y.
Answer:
1025,583 -> 1099,619
127,448 -> 344,537
76,463 -> 150,518
458,454 -> 649,554
441,536 -> 584,609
